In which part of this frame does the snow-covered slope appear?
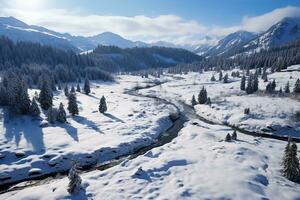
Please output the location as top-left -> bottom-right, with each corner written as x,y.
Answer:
243,17 -> 300,53
205,31 -> 257,56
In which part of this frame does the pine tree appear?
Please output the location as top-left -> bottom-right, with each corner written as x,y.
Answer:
191,95 -> 197,106
252,75 -> 259,92
58,83 -> 62,90
68,93 -> 79,116
218,71 -> 223,81
282,138 -> 291,167
223,73 -> 229,83
0,84 -> 7,106
210,74 -> 216,81
225,133 -> 231,142
29,97 -> 40,117
18,79 -> 31,114
68,163 -> 82,194
246,75 -> 253,94
57,103 -> 67,123
70,86 -> 75,93
198,87 -> 207,104
99,96 -> 107,113
83,77 -> 91,95
39,80 -> 53,110
282,143 -> 300,182
285,82 -> 290,93
294,79 -> 300,94
231,130 -> 237,140
64,85 -> 69,97
271,79 -> 276,91
76,84 -> 81,92
240,75 -> 246,91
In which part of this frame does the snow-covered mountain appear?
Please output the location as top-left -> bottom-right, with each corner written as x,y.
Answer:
204,31 -> 257,56
243,17 -> 300,53
0,16 -> 78,51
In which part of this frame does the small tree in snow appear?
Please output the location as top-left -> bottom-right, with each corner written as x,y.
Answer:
225,133 -> 231,142
223,73 -> 229,83
83,77 -> 91,95
191,95 -> 197,106
70,86 -> 76,93
76,84 -> 81,93
285,82 -> 290,93
282,142 -> 300,182
29,97 -> 40,117
39,80 -> 53,110
68,93 -> 79,116
218,71 -> 223,81
57,103 -> 67,123
198,87 -> 207,104
240,75 -> 246,91
68,162 -> 82,194
99,96 -> 107,113
210,74 -> 216,81
64,85 -> 69,97
231,130 -> 237,140
294,79 -> 300,94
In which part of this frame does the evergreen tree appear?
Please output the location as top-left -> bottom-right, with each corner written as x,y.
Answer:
240,75 -> 246,91
271,79 -> 276,91
39,80 -> 53,110
68,162 -> 82,194
210,74 -> 216,81
218,71 -> 223,81
252,75 -> 259,92
0,84 -> 7,106
246,75 -> 252,94
64,85 -> 69,97
99,96 -> 107,113
58,83 -> 62,90
29,97 -> 40,117
83,77 -> 91,95
285,82 -> 290,93
18,79 -> 31,114
225,133 -> 231,142
68,93 -> 79,116
76,84 -> 81,92
223,73 -> 229,83
231,130 -> 237,140
198,87 -> 207,104
282,143 -> 300,182
70,86 -> 76,93
191,95 -> 197,106
57,103 -> 67,123
294,79 -> 300,94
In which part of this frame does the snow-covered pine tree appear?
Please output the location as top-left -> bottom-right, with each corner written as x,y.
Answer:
57,103 -> 67,123
285,82 -> 290,93
225,133 -> 231,142
240,75 -> 246,91
252,75 -> 259,92
64,85 -> 69,97
68,162 -> 82,194
271,79 -> 276,91
223,73 -> 229,83
39,80 -> 53,110
191,95 -> 197,106
246,75 -> 253,94
18,78 -> 31,114
294,79 -> 300,94
282,138 -> 291,167
68,93 -> 79,116
99,96 -> 107,113
76,84 -> 81,92
282,143 -> 300,182
231,130 -> 237,140
83,77 -> 91,95
218,71 -> 223,81
210,74 -> 216,81
29,97 -> 41,117
198,87 -> 207,104
70,86 -> 76,93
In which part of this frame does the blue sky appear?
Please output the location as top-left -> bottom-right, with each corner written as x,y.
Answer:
0,0 -> 300,45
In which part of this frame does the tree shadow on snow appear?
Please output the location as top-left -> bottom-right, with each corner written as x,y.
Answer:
103,113 -> 125,123
56,122 -> 79,142
4,116 -> 45,154
72,116 -> 103,134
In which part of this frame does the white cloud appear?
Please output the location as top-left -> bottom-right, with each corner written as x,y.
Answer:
0,2 -> 299,45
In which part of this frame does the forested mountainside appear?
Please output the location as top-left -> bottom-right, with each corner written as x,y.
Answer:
91,45 -> 202,72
